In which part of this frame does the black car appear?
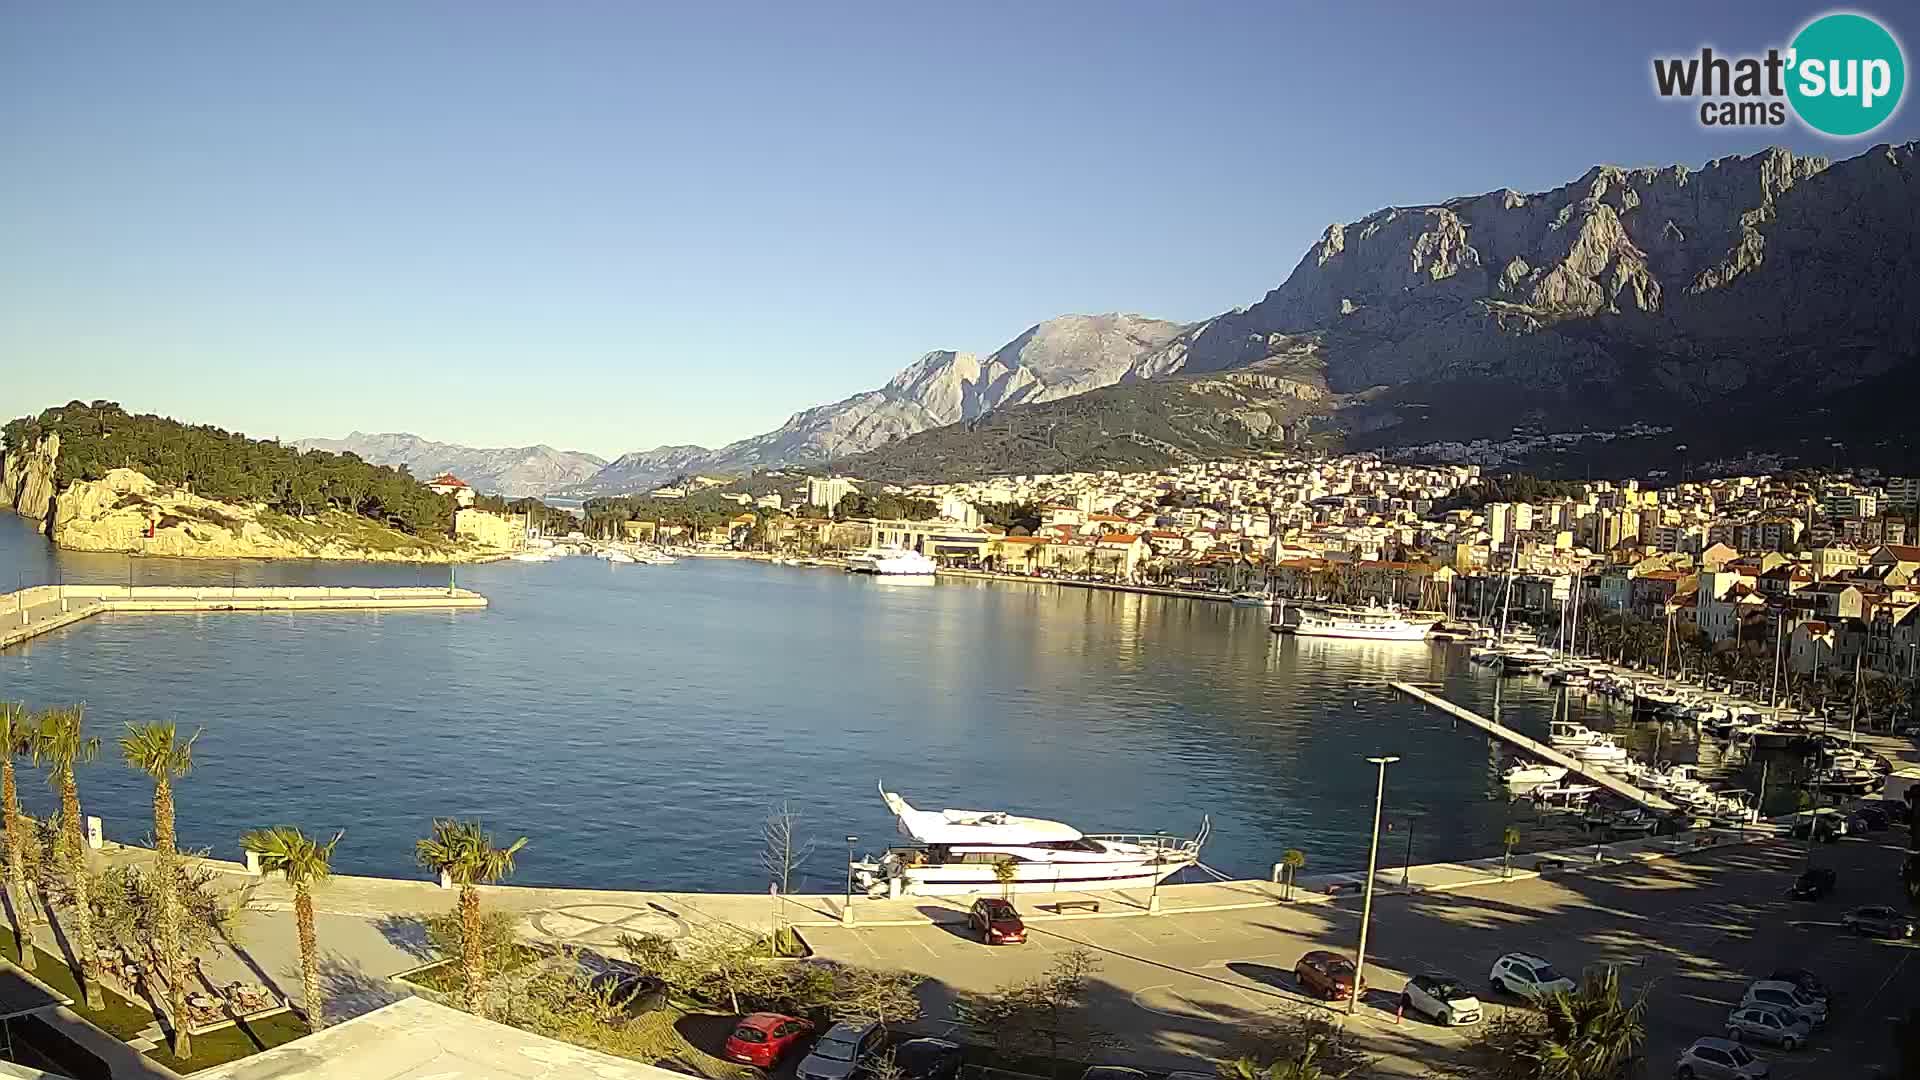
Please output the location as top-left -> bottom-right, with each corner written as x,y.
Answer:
1768,967 -> 1830,1004
1857,797 -> 1910,825
892,1038 -> 963,1080
588,969 -> 668,1016
1850,803 -> 1890,830
1788,866 -> 1836,900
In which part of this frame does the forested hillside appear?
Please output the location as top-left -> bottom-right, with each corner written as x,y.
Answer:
3,401 -> 454,536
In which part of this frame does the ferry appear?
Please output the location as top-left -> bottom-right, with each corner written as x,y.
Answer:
1270,603 -> 1433,641
846,547 -> 938,577
852,786 -> 1208,898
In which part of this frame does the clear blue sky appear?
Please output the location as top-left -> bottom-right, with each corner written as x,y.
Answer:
3,2 -> 1914,459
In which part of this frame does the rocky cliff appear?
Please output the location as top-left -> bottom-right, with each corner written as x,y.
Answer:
2,433 -> 61,528
583,313 -> 1185,492
291,432 -> 606,497
857,142 -> 1920,481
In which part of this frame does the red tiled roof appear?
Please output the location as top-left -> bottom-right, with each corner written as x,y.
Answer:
1097,533 -> 1141,545
428,474 -> 468,488
1880,544 -> 1920,561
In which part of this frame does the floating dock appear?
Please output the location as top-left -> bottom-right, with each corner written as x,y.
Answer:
1391,680 -> 1680,812
1,584 -> 487,651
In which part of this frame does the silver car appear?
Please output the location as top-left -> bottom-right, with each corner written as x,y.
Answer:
794,1021 -> 882,1080
1676,1037 -> 1769,1079
1739,980 -> 1827,1027
1725,1003 -> 1811,1050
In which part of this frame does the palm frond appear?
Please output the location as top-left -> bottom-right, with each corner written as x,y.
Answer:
415,819 -> 529,886
0,703 -> 37,756
31,706 -> 101,782
240,826 -> 342,887
119,721 -> 199,780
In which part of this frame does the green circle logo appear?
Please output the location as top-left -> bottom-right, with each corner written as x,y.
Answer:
1788,13 -> 1906,136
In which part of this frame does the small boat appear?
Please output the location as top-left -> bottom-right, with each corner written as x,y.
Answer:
1529,782 -> 1599,808
1501,762 -> 1569,786
1549,721 -> 1604,747
1232,591 -> 1278,607
1601,809 -> 1660,835
508,551 -> 552,563
603,549 -> 638,564
1573,737 -> 1629,766
1807,767 -> 1883,796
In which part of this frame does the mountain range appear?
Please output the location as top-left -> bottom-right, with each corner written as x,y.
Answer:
290,432 -> 606,497
306,142 -> 1920,493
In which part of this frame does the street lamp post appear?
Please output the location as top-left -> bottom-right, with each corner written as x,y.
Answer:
843,835 -> 859,926
1399,816 -> 1416,890
1350,754 -> 1400,1015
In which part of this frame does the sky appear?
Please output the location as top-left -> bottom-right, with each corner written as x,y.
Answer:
3,2 -> 1916,460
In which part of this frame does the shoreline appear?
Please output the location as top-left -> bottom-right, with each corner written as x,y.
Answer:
0,583 -> 488,651
933,566 -> 1240,602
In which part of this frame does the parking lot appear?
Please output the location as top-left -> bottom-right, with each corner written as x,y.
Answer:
803,828 -> 1917,1077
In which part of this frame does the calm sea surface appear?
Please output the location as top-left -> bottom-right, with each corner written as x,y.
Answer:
0,514 -> 1683,892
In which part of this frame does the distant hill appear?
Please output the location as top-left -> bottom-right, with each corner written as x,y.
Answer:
292,432 -> 606,497
578,313 -> 1186,493
850,142 -> 1920,482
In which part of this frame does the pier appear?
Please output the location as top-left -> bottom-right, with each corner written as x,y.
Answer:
1391,680 -> 1681,812
1,584 -> 487,651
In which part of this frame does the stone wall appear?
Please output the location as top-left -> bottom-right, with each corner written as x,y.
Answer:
453,508 -> 525,550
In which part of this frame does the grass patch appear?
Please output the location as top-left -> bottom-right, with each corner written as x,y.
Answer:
256,509 -> 465,555
0,926 -> 309,1074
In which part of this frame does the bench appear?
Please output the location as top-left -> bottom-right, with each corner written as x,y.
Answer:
1049,900 -> 1101,914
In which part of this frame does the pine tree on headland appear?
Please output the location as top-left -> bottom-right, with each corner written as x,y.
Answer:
241,826 -> 341,1030
32,706 -> 103,1008
122,721 -> 200,1056
415,819 -> 528,1015
0,703 -> 38,970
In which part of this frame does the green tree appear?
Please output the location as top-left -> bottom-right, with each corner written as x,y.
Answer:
1439,965 -> 1646,1080
415,819 -> 528,1014
1502,827 -> 1521,879
994,857 -> 1019,900
954,948 -> 1117,1079
0,703 -> 37,970
1279,849 -> 1306,900
120,721 -> 200,1056
1223,1007 -> 1371,1079
241,826 -> 340,1029
31,706 -> 103,1008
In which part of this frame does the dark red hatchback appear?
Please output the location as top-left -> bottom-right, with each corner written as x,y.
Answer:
969,897 -> 1027,945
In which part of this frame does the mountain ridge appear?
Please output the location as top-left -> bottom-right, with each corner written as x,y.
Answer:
291,432 -> 606,497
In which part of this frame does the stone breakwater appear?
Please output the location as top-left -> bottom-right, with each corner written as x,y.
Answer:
0,584 -> 488,652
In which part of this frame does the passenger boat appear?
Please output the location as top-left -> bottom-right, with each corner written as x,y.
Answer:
1501,762 -> 1569,786
852,786 -> 1208,898
1271,603 -> 1432,641
846,547 -> 938,577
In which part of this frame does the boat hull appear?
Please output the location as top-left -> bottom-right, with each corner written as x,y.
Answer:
858,856 -> 1193,897
1275,622 -> 1428,641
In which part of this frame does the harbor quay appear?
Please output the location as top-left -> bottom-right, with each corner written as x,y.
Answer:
0,584 -> 488,650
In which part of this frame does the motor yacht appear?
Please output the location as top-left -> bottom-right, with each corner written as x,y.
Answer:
1549,720 -> 1604,747
852,786 -> 1208,898
846,548 -> 938,577
1271,603 -> 1433,641
1501,762 -> 1569,786
1573,736 -> 1629,766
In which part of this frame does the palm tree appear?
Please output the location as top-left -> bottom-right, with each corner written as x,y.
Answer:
121,721 -> 199,1056
1279,849 -> 1306,900
414,819 -> 527,1014
1535,965 -> 1647,1079
32,705 -> 103,1008
0,703 -> 37,970
241,826 -> 340,1030
993,856 -> 1018,901
1502,826 -> 1521,879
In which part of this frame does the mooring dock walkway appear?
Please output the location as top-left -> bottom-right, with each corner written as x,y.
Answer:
1391,680 -> 1680,811
1,584 -> 488,651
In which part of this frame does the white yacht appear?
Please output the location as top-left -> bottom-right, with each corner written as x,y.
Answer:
1272,603 -> 1432,641
1572,736 -> 1628,766
851,787 -> 1208,898
1548,720 -> 1604,747
1501,762 -> 1569,786
846,547 -> 938,577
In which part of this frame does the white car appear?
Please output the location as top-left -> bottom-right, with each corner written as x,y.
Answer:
1725,1003 -> 1811,1050
1488,952 -> 1576,999
1739,980 -> 1827,1027
1676,1037 -> 1769,1079
1401,972 -> 1483,1025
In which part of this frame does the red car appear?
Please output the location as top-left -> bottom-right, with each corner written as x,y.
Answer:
969,897 -> 1027,945
724,1013 -> 814,1068
1295,950 -> 1363,1002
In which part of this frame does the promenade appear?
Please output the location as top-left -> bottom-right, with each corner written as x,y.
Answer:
0,584 -> 488,651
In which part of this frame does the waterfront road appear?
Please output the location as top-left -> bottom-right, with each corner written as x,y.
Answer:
803,833 -> 1919,1078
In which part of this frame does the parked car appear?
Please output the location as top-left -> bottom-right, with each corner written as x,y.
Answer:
969,897 -> 1027,945
588,968 -> 668,1016
1857,796 -> 1910,824
893,1039 -> 963,1080
1766,968 -> 1829,1005
1080,1068 -> 1149,1080
1840,905 -> 1916,938
795,1021 -> 884,1080
1789,809 -> 1847,842
1488,952 -> 1576,1000
1740,980 -> 1828,1026
1848,802 -> 1890,830
1788,866 -> 1836,900
724,1013 -> 815,1068
1401,972 -> 1483,1026
1294,950 -> 1362,1001
1676,1036 -> 1770,1079
1725,1003 -> 1812,1049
